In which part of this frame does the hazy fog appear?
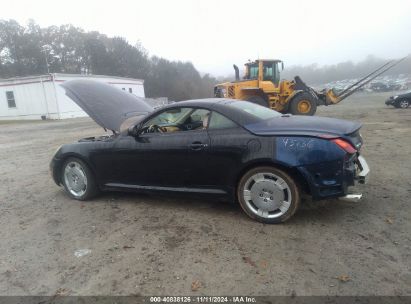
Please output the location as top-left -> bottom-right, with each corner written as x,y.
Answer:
2,0 -> 411,76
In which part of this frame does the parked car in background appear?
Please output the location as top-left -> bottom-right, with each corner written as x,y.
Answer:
385,91 -> 411,108
50,80 -> 369,224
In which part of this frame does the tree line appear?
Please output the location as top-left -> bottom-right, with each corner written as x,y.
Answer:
1,19 -> 409,99
0,19 -> 217,101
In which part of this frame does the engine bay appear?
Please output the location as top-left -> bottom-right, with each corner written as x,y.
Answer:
78,135 -> 115,142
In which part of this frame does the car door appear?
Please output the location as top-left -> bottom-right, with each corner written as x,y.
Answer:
205,111 -> 251,189
110,107 -> 211,189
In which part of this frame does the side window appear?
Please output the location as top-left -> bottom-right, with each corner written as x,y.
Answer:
6,91 -> 16,108
209,112 -> 237,130
142,107 -> 211,133
249,66 -> 259,79
273,63 -> 280,84
144,107 -> 192,126
184,109 -> 211,130
263,64 -> 273,81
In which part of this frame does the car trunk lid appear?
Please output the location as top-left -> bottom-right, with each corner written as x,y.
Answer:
245,115 -> 362,148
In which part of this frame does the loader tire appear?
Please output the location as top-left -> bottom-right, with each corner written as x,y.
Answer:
289,92 -> 317,115
245,96 -> 268,107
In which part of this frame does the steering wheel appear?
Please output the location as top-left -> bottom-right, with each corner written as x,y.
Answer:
147,124 -> 166,133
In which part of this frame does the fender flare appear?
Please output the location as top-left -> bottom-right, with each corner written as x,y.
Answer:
235,159 -> 312,196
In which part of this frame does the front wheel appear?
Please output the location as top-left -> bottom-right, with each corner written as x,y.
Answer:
237,166 -> 300,224
289,92 -> 317,115
61,157 -> 99,200
396,99 -> 410,108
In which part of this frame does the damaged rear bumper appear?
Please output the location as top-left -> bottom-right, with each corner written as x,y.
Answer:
356,155 -> 369,184
340,155 -> 369,202
298,153 -> 370,201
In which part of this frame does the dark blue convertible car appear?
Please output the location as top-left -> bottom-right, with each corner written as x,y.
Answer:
50,80 -> 369,223
385,91 -> 411,108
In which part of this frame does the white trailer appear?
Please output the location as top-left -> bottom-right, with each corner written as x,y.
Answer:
0,73 -> 145,120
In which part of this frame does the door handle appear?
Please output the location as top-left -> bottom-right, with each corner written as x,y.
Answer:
189,142 -> 208,150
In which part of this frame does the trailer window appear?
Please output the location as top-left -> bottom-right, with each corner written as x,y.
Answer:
6,91 -> 16,108
129,88 -> 133,93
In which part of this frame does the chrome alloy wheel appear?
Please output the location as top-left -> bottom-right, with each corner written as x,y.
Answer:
242,172 -> 292,219
399,100 -> 409,108
63,161 -> 88,197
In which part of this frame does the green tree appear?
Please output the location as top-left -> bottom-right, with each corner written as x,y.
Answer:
0,19 -> 218,99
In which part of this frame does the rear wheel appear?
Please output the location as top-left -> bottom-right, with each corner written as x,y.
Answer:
61,157 -> 98,200
289,92 -> 317,115
245,95 -> 268,107
237,166 -> 300,224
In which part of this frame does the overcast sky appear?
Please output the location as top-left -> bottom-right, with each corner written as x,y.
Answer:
2,0 -> 411,76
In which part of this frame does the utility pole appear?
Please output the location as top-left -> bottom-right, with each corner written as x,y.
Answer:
41,44 -> 52,74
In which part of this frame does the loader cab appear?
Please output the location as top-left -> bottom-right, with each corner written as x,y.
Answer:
246,62 -> 259,80
244,59 -> 283,86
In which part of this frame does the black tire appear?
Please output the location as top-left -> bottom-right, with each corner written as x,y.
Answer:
237,166 -> 300,224
61,157 -> 99,200
245,95 -> 268,107
395,99 -> 410,109
289,92 -> 317,115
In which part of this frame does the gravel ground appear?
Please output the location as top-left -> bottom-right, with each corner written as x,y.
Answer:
0,92 -> 410,296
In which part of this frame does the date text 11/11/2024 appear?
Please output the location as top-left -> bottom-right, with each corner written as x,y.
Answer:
149,296 -> 257,303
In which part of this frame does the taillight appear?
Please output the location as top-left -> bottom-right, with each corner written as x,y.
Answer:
331,138 -> 357,154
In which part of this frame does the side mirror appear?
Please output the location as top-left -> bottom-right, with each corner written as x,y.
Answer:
128,124 -> 141,137
281,62 -> 284,71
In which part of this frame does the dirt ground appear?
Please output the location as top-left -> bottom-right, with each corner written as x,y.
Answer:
0,92 -> 410,296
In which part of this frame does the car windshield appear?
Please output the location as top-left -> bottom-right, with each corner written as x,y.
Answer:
145,107 -> 193,125
228,101 -> 281,120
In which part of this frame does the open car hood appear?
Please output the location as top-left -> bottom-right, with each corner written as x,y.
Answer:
61,80 -> 154,132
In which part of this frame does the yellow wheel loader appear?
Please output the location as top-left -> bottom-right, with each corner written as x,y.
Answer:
214,58 -> 406,115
